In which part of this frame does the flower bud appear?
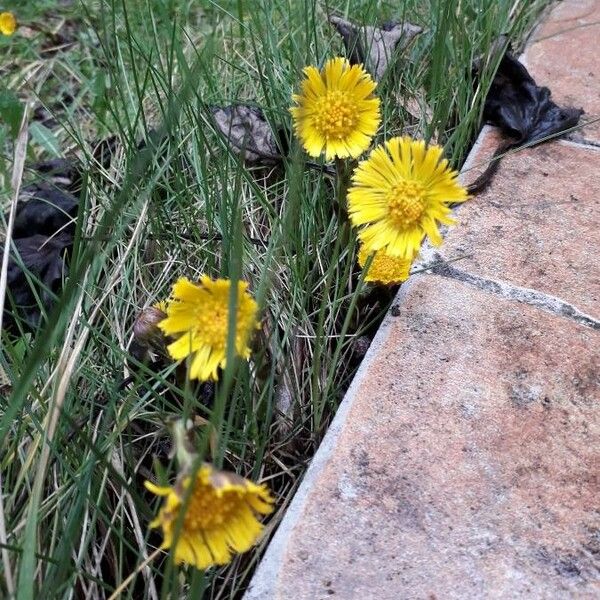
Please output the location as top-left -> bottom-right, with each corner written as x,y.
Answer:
133,306 -> 167,353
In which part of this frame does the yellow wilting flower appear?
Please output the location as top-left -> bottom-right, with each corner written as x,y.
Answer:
348,136 -> 468,259
0,11 -> 16,36
290,57 -> 381,160
358,245 -> 415,285
145,464 -> 274,570
158,276 -> 259,381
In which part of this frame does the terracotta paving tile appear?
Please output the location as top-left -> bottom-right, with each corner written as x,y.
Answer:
524,0 -> 600,143
248,275 -> 600,599
438,140 -> 600,319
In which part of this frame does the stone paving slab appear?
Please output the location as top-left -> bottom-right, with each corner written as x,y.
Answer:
434,139 -> 600,320
248,274 -> 600,599
524,0 -> 600,144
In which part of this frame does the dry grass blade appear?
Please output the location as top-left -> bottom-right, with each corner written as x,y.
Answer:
110,449 -> 159,600
0,107 -> 29,598
106,547 -> 162,600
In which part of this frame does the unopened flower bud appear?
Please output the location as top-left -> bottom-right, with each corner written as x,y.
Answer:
133,306 -> 167,353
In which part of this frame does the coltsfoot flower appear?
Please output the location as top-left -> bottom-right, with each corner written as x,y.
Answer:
158,276 -> 259,381
348,136 -> 468,259
358,245 -> 415,285
290,57 -> 380,160
0,12 -> 16,36
145,464 -> 274,570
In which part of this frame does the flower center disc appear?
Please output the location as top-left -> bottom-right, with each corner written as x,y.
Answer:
387,180 -> 427,228
314,91 -> 358,140
195,305 -> 228,350
184,483 -> 236,529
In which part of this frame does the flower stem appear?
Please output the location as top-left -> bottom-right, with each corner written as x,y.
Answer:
334,158 -> 350,223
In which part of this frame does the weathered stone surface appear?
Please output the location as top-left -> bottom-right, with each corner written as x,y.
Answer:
524,0 -> 600,143
247,275 -> 600,599
438,140 -> 600,319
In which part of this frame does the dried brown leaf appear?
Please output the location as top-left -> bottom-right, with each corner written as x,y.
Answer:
329,15 -> 422,82
212,105 -> 280,164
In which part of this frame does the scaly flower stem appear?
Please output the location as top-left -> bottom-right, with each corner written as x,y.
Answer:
334,158 -> 351,224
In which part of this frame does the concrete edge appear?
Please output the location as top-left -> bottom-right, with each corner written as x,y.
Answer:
245,124 -> 496,598
458,124 -> 498,177
245,277 -> 419,599
417,132 -> 600,271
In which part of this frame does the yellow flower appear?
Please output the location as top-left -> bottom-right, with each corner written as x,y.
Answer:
348,136 -> 468,259
290,57 -> 380,160
145,464 -> 274,570
158,276 -> 259,381
0,11 -> 16,36
153,300 -> 169,313
358,245 -> 414,285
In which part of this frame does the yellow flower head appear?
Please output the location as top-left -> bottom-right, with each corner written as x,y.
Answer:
348,136 -> 468,259
158,276 -> 259,381
290,57 -> 381,160
358,245 -> 414,285
0,12 -> 16,36
145,464 -> 274,570
153,300 -> 169,313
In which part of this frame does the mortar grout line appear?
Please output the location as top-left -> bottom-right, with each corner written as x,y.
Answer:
424,253 -> 600,330
561,136 -> 600,150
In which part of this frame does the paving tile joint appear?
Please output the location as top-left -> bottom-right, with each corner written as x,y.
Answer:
424,252 -> 600,331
